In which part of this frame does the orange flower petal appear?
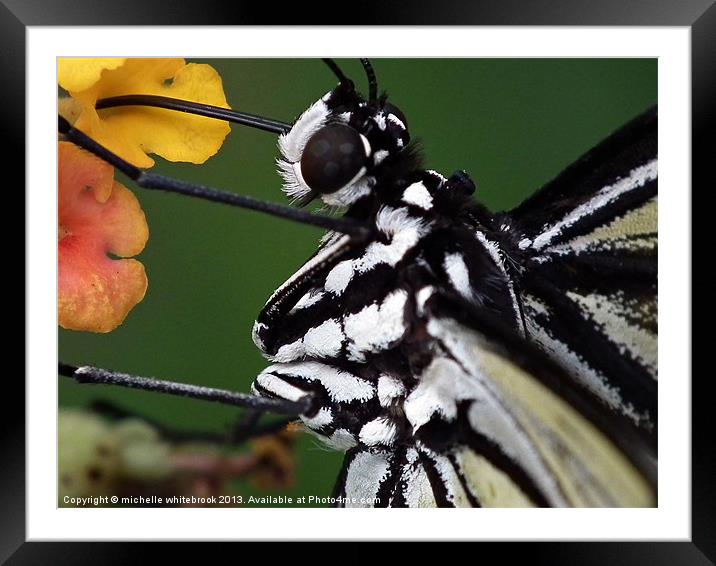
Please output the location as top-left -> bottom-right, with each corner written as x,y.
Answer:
58,142 -> 149,332
58,141 -> 114,204
58,249 -> 147,333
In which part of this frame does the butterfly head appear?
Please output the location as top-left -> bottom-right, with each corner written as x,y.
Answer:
277,64 -> 411,208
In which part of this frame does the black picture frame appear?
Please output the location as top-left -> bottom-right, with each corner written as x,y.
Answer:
10,0 -> 710,562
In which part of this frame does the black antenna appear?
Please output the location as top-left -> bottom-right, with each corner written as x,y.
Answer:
360,59 -> 378,104
96,95 -> 291,135
58,116 -> 373,240
321,58 -> 350,84
59,362 -> 314,416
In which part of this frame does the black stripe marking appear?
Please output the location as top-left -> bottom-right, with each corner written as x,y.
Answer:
540,177 -> 656,250
417,449 -> 454,508
532,251 -> 657,287
374,446 -> 406,507
330,448 -> 356,507
524,273 -> 657,426
446,452 -> 482,507
461,431 -> 549,507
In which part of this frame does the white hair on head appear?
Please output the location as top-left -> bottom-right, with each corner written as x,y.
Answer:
321,173 -> 374,207
277,96 -> 332,200
278,97 -> 331,163
277,94 -> 374,206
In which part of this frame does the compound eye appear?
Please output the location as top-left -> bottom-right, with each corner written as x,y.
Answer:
300,123 -> 368,194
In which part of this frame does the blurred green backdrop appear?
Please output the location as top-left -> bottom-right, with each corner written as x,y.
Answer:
59,58 -> 657,506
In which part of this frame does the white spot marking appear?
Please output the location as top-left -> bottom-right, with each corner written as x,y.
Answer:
352,207 -> 429,274
324,260 -> 355,295
377,375 -> 406,407
444,253 -> 472,299
326,428 -> 357,451
270,318 -> 344,362
344,450 -> 391,507
402,181 -> 433,210
268,361 -> 374,403
373,113 -> 387,130
359,417 -> 397,447
387,114 -> 406,130
344,290 -> 409,361
301,407 -> 333,429
373,149 -> 389,165
416,286 -> 435,315
254,372 -> 306,403
271,339 -> 306,363
291,290 -> 325,312
404,357 -> 476,430
303,318 -> 344,358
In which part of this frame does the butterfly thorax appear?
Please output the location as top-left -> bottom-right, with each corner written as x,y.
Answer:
251,166 -> 523,451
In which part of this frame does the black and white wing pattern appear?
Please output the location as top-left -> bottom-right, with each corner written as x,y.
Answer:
506,107 -> 657,433
332,293 -> 656,508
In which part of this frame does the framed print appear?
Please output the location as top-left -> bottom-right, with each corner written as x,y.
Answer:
11,0 -> 710,562
55,56 -> 661,513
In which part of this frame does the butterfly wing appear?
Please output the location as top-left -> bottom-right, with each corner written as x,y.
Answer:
333,444 -> 483,508
504,107 -> 657,432
332,292 -> 656,508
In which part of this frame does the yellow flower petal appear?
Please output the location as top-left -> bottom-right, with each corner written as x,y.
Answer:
58,58 -> 127,93
80,58 -> 186,99
68,59 -> 231,168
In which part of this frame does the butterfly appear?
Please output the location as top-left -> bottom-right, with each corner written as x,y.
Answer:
60,58 -> 657,508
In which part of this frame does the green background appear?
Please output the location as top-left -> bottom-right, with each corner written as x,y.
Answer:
59,58 -> 657,506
